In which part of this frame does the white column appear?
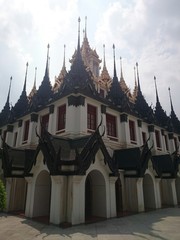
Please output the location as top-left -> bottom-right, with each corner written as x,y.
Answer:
170,179 -> 178,206
48,105 -> 55,134
136,178 -> 144,212
148,125 -> 155,151
71,175 -> 84,225
168,133 -> 176,154
6,125 -> 14,146
28,114 -> 38,146
109,176 -> 118,217
16,120 -> 23,147
119,170 -> 126,211
50,175 -> 67,225
137,120 -> 142,145
25,177 -> 34,218
155,178 -> 161,209
120,114 -> 130,146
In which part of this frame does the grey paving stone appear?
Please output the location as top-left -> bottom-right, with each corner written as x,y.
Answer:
0,208 -> 180,240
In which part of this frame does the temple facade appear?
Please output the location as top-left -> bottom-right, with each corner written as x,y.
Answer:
0,18 -> 180,226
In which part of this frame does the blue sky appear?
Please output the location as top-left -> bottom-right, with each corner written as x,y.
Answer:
0,0 -> 180,117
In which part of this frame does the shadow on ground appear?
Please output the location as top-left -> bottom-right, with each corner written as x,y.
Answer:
0,207 -> 180,239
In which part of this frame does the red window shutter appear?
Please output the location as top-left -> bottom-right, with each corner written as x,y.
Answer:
87,104 -> 97,130
58,105 -> 66,131
106,114 -> 117,137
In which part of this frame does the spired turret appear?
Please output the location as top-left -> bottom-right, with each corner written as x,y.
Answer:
12,63 -> 29,119
70,16 -> 101,84
107,44 -> 131,111
154,76 -> 170,129
98,44 -> 112,97
168,87 -> 180,133
28,67 -> 37,101
53,44 -> 67,93
134,63 -> 154,123
0,77 -> 12,127
30,44 -> 53,110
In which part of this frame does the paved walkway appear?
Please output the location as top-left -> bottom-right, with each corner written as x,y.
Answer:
0,208 -> 180,240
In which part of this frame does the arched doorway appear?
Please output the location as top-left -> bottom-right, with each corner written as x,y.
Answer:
175,177 -> 180,205
115,178 -> 123,217
143,174 -> 156,210
85,170 -> 106,222
33,170 -> 51,223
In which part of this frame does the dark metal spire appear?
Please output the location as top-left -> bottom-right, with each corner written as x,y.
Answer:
23,62 -> 28,92
154,76 -> 159,103
33,67 -> 37,89
113,44 -> 117,78
168,87 -> 174,112
77,17 -> 81,52
44,44 -> 50,79
136,62 -> 141,92
6,76 -> 12,105
134,66 -> 137,84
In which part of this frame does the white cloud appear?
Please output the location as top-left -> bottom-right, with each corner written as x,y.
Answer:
0,0 -> 180,118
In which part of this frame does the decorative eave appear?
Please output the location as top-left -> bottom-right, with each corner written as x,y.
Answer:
34,124 -> 118,176
114,137 -> 152,177
151,151 -> 180,178
1,140 -> 35,178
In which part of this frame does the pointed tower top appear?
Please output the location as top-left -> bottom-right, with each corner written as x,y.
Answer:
34,67 -> 37,89
113,44 -> 117,78
103,44 -> 106,67
23,62 -> 28,92
6,76 -> 12,104
154,76 -> 159,103
77,17 -> 81,51
134,66 -> 137,84
44,44 -> 50,78
132,66 -> 138,100
84,16 -> 87,38
136,62 -> 141,92
120,56 -> 124,80
168,87 -> 174,112
63,44 -> 66,68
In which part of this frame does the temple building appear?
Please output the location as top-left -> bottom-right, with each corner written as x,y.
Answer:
0,18 -> 180,226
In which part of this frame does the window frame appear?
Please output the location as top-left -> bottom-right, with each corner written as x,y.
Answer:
87,104 -> 97,132
106,113 -> 117,140
57,104 -> 66,132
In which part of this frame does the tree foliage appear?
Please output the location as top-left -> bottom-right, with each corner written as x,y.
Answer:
0,179 -> 6,211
